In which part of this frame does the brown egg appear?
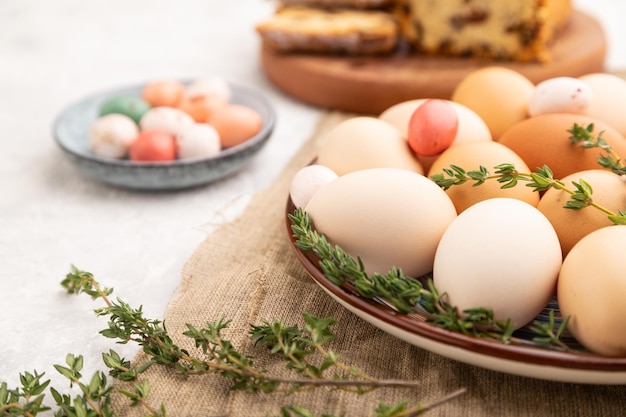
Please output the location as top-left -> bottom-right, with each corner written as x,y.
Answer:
451,67 -> 534,139
537,169 -> 626,257
428,141 -> 539,213
497,113 -> 626,180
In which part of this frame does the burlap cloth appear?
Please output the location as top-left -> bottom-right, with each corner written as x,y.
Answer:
114,111 -> 626,417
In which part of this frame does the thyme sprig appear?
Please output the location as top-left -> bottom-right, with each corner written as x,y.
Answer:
55,266 -> 465,416
568,122 -> 626,176
430,163 -> 626,225
288,208 -> 567,349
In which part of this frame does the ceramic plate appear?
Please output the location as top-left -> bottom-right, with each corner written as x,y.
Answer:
53,81 -> 276,190
285,197 -> 626,385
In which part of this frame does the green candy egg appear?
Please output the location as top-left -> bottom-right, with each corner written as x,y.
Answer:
99,96 -> 151,125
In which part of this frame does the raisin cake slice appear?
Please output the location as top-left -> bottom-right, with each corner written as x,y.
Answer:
405,0 -> 572,62
279,0 -> 401,9
256,6 -> 400,55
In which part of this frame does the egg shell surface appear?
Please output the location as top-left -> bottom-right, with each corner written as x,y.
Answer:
305,168 -> 457,277
579,73 -> 626,137
528,77 -> 592,117
139,106 -> 195,136
185,77 -> 232,102
89,114 -> 139,159
537,169 -> 626,257
177,94 -> 227,123
290,164 -> 339,209
497,113 -> 626,180
207,104 -> 263,148
129,130 -> 177,162
99,95 -> 151,125
451,67 -> 534,139
428,141 -> 539,213
176,123 -> 221,160
433,198 -> 562,329
558,225 -> 626,356
141,78 -> 185,107
379,99 -> 492,144
317,117 -> 423,176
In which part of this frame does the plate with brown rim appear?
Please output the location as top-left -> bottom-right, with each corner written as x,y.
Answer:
285,196 -> 626,385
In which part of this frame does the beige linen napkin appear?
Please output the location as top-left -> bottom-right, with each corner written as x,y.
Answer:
114,112 -> 626,417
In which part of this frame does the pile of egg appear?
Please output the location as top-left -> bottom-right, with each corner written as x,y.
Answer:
89,78 -> 263,162
290,67 -> 626,356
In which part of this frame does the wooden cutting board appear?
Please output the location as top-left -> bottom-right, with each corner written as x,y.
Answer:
260,11 -> 606,115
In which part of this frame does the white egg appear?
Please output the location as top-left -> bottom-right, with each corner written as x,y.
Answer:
306,168 -> 457,277
290,164 -> 338,208
433,198 -> 562,329
89,114 -> 139,159
528,77 -> 592,117
139,106 -> 195,136
176,123 -> 221,160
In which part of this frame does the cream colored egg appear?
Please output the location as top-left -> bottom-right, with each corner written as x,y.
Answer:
579,73 -> 626,137
317,117 -> 423,176
558,225 -> 626,356
452,67 -> 534,139
433,198 -> 562,329
305,168 -> 457,277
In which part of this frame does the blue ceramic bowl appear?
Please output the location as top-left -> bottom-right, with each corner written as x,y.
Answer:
53,81 -> 276,190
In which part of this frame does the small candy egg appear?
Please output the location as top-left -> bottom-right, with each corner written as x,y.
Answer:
129,130 -> 176,162
528,77 -> 592,117
142,78 -> 185,107
185,77 -> 232,102
207,104 -> 263,148
89,114 -> 139,159
408,99 -> 459,156
177,94 -> 227,123
290,164 -> 339,208
176,123 -> 221,160
99,95 -> 151,125
139,106 -> 195,136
